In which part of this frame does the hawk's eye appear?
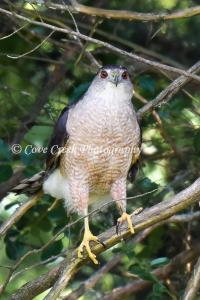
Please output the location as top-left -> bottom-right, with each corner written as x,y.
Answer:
122,71 -> 129,80
100,70 -> 108,79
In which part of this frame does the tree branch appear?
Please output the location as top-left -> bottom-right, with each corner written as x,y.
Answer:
63,255 -> 122,300
183,256 -> 200,300
11,177 -> 200,300
49,2 -> 200,22
102,245 -> 200,300
0,191 -> 42,236
137,60 -> 200,119
0,7 -> 200,82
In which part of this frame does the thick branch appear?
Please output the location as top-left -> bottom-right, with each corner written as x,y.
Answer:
0,8 -> 200,82
50,2 -> 200,22
11,177 -> 200,300
10,265 -> 61,300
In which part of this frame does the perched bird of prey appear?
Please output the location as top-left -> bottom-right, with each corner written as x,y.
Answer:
13,65 -> 141,264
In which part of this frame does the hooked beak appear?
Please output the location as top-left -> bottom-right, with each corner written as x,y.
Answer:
111,72 -> 120,86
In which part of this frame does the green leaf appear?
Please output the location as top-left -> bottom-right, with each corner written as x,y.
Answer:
138,177 -> 159,192
0,139 -> 12,161
150,257 -> 170,267
139,76 -> 156,94
39,217 -> 52,232
129,265 -> 157,282
5,240 -> 27,260
147,282 -> 170,300
153,282 -> 169,294
85,43 -> 102,52
41,240 -> 63,260
0,164 -> 13,182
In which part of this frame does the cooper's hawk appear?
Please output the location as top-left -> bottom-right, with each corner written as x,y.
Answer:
13,65 -> 141,264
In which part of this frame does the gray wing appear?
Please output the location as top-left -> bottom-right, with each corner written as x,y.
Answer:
46,106 -> 70,173
12,106 -> 71,194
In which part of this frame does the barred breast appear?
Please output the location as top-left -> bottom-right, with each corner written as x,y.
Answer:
60,91 -> 140,196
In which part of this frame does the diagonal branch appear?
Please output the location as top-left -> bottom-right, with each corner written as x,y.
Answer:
11,177 -> 200,300
0,191 -> 42,236
137,60 -> 200,119
49,2 -> 200,22
183,256 -> 200,300
102,245 -> 200,300
0,7 -> 200,82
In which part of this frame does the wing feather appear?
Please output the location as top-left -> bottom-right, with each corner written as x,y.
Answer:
46,106 -> 70,173
128,117 -> 142,183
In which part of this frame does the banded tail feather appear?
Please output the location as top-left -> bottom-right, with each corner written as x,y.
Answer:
11,171 -> 46,195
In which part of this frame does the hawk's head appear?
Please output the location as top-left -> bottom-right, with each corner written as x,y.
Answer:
89,65 -> 133,99
97,65 -> 131,87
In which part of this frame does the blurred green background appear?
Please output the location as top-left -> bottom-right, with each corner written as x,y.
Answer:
0,0 -> 200,299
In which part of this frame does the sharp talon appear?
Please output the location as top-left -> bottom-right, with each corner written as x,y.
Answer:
98,239 -> 106,248
116,222 -> 119,235
116,221 -> 122,235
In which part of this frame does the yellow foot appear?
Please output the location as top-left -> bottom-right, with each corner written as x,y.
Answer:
78,230 -> 100,264
116,208 -> 143,235
117,212 -> 135,234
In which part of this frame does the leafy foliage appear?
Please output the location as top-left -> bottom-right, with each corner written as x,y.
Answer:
0,0 -> 200,299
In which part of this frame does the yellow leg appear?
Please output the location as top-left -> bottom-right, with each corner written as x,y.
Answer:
77,217 -> 100,264
117,212 -> 135,234
117,208 -> 143,235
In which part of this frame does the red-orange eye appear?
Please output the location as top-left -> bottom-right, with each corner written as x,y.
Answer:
100,70 -> 108,79
122,71 -> 129,80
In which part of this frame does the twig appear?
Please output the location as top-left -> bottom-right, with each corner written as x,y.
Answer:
0,7 -> 200,82
10,177 -> 200,300
65,3 -> 101,68
134,91 -> 182,158
0,190 -> 42,236
49,2 -> 200,22
137,60 -> 200,119
0,23 -> 27,40
183,256 -> 200,300
65,18 -> 184,69
10,251 -> 67,282
7,30 -> 55,59
101,245 -> 200,300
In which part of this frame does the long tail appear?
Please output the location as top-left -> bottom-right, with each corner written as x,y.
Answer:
11,171 -> 46,195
